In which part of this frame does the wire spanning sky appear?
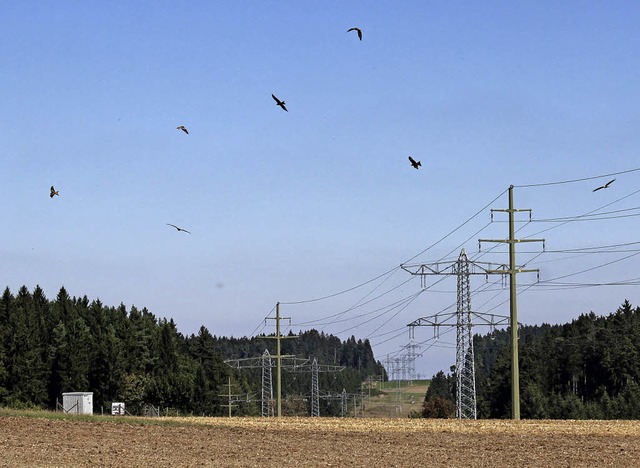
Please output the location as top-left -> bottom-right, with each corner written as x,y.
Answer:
2,2 -> 640,377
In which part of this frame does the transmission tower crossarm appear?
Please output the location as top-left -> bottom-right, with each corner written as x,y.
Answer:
479,238 -> 545,244
264,302 -> 299,417
485,267 -> 539,275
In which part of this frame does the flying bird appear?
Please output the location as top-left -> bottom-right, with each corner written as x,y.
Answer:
166,223 -> 191,234
272,94 -> 288,112
592,179 -> 616,192
176,125 -> 189,134
50,186 -> 59,198
408,156 -> 421,170
347,27 -> 363,41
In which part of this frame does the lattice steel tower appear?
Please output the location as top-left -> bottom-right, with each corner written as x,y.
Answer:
404,249 -> 513,419
261,349 -> 274,417
454,249 -> 476,419
341,389 -> 347,417
311,358 -> 320,417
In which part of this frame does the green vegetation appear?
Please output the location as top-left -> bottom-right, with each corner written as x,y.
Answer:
0,285 -> 385,417
4,283 -> 640,419
475,299 -> 640,419
416,300 -> 640,419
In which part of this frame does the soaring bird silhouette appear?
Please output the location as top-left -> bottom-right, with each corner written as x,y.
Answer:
166,223 -> 191,234
50,186 -> 59,198
347,27 -> 362,41
176,125 -> 189,134
593,179 -> 616,192
408,156 -> 421,170
272,94 -> 288,112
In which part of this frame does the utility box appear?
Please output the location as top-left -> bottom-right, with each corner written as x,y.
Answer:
62,392 -> 93,415
111,402 -> 125,415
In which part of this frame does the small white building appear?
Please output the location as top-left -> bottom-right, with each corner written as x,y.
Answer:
111,402 -> 125,415
62,392 -> 93,415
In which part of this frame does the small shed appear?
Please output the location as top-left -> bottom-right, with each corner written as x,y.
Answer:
111,402 -> 125,415
62,392 -> 93,415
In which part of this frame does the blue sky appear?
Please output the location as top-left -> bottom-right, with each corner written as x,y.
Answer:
2,2 -> 640,378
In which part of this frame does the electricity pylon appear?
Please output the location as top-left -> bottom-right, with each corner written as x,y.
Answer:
455,249 -> 476,419
264,302 -> 298,417
261,349 -> 274,417
311,358 -> 319,417
478,185 -> 544,419
225,353 -> 344,417
403,249 -> 511,419
219,376 -> 239,417
402,342 -> 421,382
286,357 -> 345,416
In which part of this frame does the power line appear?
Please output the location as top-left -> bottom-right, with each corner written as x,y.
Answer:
524,187 -> 640,238
293,289 -> 423,328
290,274 -> 419,330
525,277 -> 640,290
370,328 -> 410,347
534,212 -> 640,223
335,288 -> 425,336
514,166 -> 640,188
361,289 -> 425,337
402,188 -> 508,265
481,250 -> 640,315
533,250 -> 640,284
279,189 -> 508,310
319,267 -> 403,330
279,266 -> 400,305
530,206 -> 640,223
248,304 -> 276,337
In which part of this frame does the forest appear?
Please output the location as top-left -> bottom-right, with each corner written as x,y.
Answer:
420,300 -> 640,419
3,284 -> 640,419
0,285 -> 384,416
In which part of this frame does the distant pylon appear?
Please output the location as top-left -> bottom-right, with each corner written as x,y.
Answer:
261,349 -> 274,417
311,358 -> 320,417
454,249 -> 476,419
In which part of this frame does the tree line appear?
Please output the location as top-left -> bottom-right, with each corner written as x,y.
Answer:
418,300 -> 640,419
0,285 -> 385,416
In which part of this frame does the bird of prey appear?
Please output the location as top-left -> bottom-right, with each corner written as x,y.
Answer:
50,186 -> 59,198
347,27 -> 363,41
176,125 -> 189,134
272,94 -> 288,112
593,179 -> 616,192
166,223 -> 191,234
408,156 -> 421,170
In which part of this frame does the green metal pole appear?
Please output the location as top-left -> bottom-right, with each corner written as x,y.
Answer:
508,185 -> 520,420
276,302 -> 282,417
228,376 -> 232,418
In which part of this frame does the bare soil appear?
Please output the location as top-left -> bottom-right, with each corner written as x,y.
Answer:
1,415 -> 639,467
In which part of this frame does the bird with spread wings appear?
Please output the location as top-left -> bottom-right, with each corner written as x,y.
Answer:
272,94 -> 288,112
592,179 -> 616,192
167,223 -> 191,234
347,27 -> 362,41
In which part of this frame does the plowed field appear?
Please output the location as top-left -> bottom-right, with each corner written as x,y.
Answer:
1,415 -> 639,467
